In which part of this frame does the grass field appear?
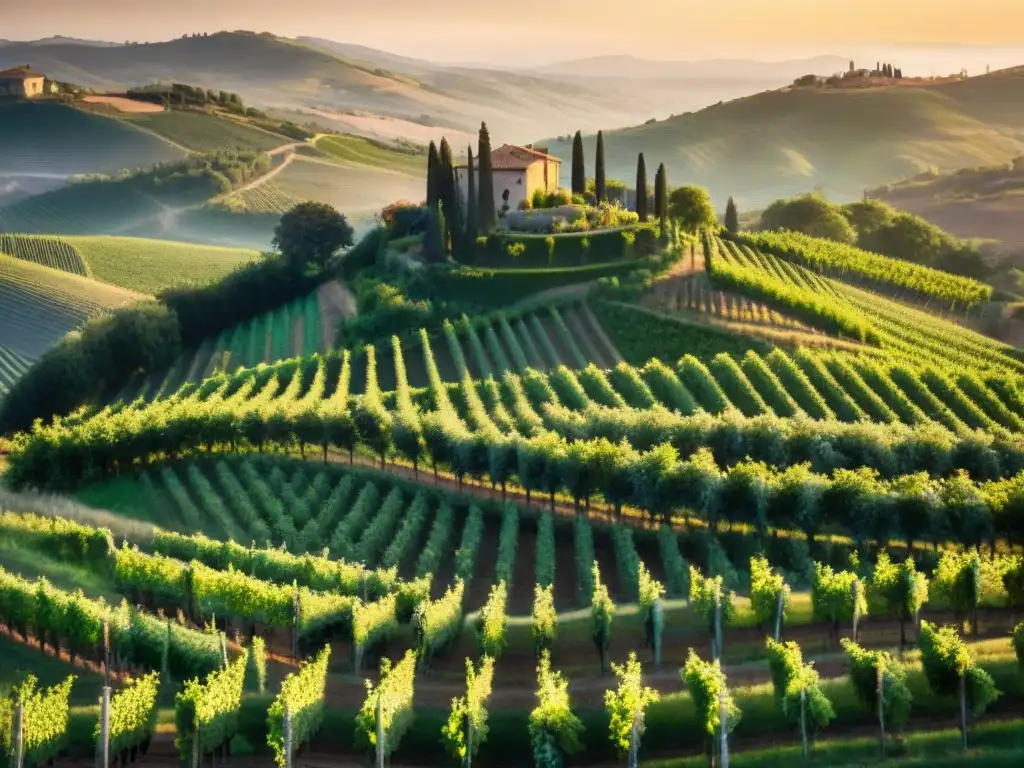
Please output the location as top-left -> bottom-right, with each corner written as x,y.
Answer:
312,133 -> 427,176
273,157 -> 425,216
0,254 -> 143,359
123,110 -> 289,153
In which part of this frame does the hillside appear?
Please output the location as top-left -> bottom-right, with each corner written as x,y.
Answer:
0,32 -> 812,143
870,159 -> 1024,253
0,254 -> 143,361
545,67 -> 1024,208
0,101 -> 182,204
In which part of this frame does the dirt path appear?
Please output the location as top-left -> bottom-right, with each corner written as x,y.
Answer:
291,312 -> 305,359
316,279 -> 357,350
581,303 -> 623,365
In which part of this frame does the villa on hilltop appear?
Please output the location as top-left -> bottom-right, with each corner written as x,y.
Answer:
0,67 -> 48,98
456,144 -> 562,212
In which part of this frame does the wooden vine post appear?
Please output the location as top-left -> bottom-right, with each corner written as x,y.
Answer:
191,723 -> 200,768
291,590 -> 300,659
876,660 -> 886,757
465,710 -> 474,768
959,669 -> 968,750
718,689 -> 729,768
283,704 -> 293,768
627,708 -> 642,768
851,579 -> 861,643
799,687 -> 808,759
652,598 -> 663,668
11,699 -> 24,768
713,589 -> 723,662
375,692 -> 385,768
102,621 -> 111,688
98,686 -> 111,768
774,590 -> 784,643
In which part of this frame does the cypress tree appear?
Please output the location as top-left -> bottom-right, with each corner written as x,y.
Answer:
426,140 -> 439,210
595,130 -> 606,203
571,130 -> 586,196
477,122 -> 496,233
656,163 -> 668,241
424,201 -> 443,263
653,164 -> 664,223
465,146 -> 478,245
724,196 -> 739,234
635,152 -> 648,221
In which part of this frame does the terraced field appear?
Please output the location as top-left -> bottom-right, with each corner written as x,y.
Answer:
0,254 -> 143,359
124,111 -> 288,153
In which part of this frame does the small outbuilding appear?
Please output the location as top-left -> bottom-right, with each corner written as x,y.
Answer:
0,67 -> 48,98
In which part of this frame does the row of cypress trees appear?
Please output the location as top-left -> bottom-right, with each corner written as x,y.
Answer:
424,123 -> 500,261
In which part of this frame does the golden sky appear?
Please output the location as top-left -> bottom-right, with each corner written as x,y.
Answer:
5,0 -> 1024,62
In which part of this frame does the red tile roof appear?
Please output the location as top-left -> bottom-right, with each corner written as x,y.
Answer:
0,67 -> 46,80
455,143 -> 562,170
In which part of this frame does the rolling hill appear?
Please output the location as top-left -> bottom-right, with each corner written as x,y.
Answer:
0,32 -> 820,143
0,101 -> 183,205
0,254 -> 143,361
870,159 -> 1024,253
544,67 -> 1024,208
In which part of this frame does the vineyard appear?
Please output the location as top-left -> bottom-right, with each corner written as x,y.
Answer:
0,346 -> 32,399
123,112 -> 287,153
271,158 -> 425,218
0,234 -> 260,294
0,235 -> 89,277
6,154 -> 1024,767
220,183 -> 299,214
0,255 -> 144,360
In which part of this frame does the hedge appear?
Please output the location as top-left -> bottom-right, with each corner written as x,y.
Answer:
469,224 -> 658,268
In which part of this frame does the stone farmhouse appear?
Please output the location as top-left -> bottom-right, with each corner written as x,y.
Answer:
0,67 -> 48,98
455,144 -> 562,212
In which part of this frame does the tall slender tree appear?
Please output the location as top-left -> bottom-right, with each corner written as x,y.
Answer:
635,153 -> 648,221
653,164 -> 664,222
477,122 -> 496,233
438,138 -> 464,256
656,163 -> 668,241
426,140 -> 440,210
571,130 -> 586,196
595,130 -> 606,203
465,145 -> 478,245
724,196 -> 739,234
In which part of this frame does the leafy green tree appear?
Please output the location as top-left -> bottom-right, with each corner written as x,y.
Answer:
759,193 -> 856,244
842,639 -> 912,753
689,565 -> 735,660
681,649 -> 739,768
668,185 -> 717,233
532,584 -> 557,659
528,651 -> 584,768
750,556 -> 790,640
867,552 -> 929,649
812,562 -> 866,645
604,653 -> 659,764
635,153 -> 648,221
477,122 -> 495,233
932,550 -> 983,636
595,131 -> 606,203
764,638 -> 835,755
442,656 -> 495,767
591,562 -> 615,673
918,621 -> 999,747
571,131 -> 586,196
273,202 -> 354,274
724,196 -> 739,234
